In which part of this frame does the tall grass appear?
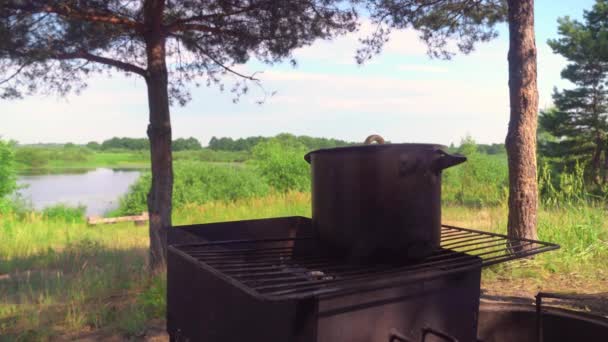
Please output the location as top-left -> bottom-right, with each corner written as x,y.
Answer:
0,193 -> 310,340
0,211 -> 150,340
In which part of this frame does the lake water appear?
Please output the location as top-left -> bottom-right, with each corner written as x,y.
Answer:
17,168 -> 142,216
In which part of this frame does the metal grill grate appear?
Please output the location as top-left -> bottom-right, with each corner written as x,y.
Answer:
171,225 -> 558,301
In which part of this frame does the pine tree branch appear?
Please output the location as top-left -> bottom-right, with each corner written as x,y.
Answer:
0,62 -> 30,85
56,51 -> 147,77
165,3 -> 263,32
187,40 -> 259,81
4,1 -> 143,30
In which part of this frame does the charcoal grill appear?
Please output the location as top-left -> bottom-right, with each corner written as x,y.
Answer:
167,217 -> 558,342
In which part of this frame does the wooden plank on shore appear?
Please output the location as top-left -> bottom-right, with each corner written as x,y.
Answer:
87,212 -> 149,226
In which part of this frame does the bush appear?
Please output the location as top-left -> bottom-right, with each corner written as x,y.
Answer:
251,138 -> 310,193
15,147 -> 50,168
0,139 -> 17,200
116,162 -> 270,215
173,149 -> 249,163
42,204 -> 86,223
442,138 -> 508,206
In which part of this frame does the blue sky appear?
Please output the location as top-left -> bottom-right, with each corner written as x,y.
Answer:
1,0 -> 595,146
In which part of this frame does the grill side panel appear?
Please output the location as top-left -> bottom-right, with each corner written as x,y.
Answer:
316,267 -> 481,342
167,246 -> 317,342
168,216 -> 314,245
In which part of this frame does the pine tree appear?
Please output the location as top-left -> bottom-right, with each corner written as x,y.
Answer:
541,0 -> 608,185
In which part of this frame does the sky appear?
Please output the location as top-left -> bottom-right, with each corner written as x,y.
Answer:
0,0 -> 595,146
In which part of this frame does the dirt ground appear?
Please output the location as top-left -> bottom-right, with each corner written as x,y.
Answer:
64,319 -> 168,342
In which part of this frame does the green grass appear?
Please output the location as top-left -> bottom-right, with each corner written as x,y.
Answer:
443,204 -> 608,295
0,212 -> 150,340
1,193 -> 607,340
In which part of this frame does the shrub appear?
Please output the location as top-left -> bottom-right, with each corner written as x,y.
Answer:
251,138 -> 310,193
42,204 -> 86,223
442,138 -> 508,207
173,149 -> 249,163
15,147 -> 49,168
0,139 -> 17,199
116,162 -> 270,215
53,146 -> 92,162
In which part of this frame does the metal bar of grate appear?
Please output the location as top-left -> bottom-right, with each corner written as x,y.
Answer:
171,224 -> 559,301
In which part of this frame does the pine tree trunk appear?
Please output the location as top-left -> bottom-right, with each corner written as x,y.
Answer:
592,138 -> 602,186
144,0 -> 172,270
603,146 -> 608,185
506,0 -> 538,241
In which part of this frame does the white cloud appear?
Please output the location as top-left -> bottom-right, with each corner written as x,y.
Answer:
290,19 -> 428,65
397,64 -> 448,73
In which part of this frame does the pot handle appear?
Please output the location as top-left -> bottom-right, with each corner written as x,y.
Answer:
364,134 -> 385,144
432,149 -> 467,172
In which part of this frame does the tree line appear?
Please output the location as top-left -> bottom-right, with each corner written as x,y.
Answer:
85,137 -> 202,151
208,133 -> 353,152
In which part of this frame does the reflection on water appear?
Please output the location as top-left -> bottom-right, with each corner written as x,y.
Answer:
17,168 -> 142,216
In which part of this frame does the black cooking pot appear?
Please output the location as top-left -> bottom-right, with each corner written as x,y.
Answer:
304,135 -> 467,262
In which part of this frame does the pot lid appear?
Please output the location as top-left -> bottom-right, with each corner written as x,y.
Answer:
304,135 -> 448,163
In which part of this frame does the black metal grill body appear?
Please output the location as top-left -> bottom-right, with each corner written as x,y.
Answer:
167,217 -> 482,342
167,216 -> 558,342
167,245 -> 481,342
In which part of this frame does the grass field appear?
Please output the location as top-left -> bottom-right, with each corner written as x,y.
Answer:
1,192 -> 607,340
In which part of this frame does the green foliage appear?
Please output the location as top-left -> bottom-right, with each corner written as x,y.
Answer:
541,1 -> 608,185
173,148 -> 248,163
42,204 -> 86,223
15,146 -> 93,169
251,138 -> 311,193
0,138 -> 17,199
208,136 -> 266,151
442,137 -> 508,206
539,161 -> 608,207
361,0 -> 506,61
53,145 -> 92,162
114,175 -> 151,215
15,146 -> 50,168
101,137 -> 149,151
116,162 -> 270,215
209,133 -> 352,152
172,137 -> 203,151
86,141 -> 101,150
136,273 -> 166,319
475,143 -> 505,155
